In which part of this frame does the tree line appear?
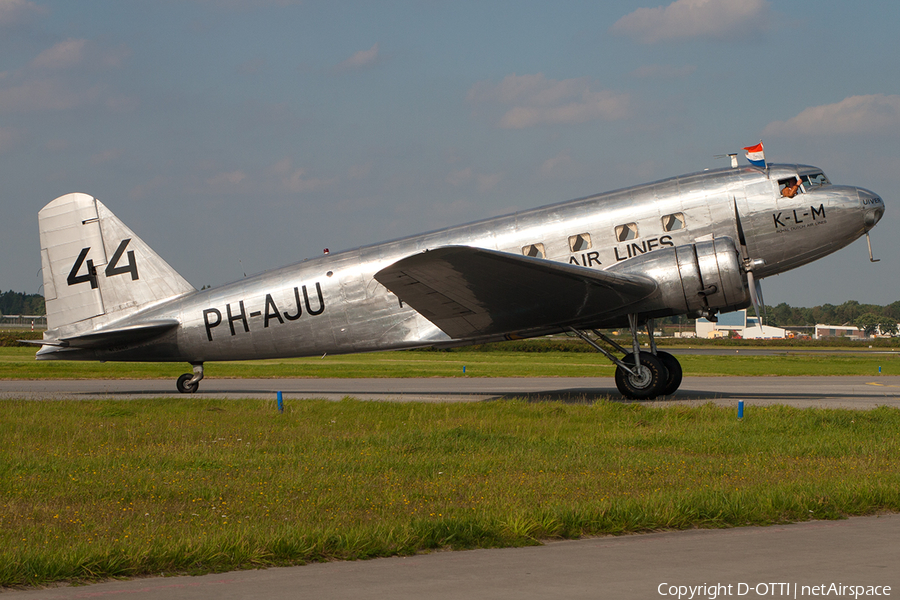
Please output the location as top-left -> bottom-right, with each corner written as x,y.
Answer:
0,291 -> 45,316
763,300 -> 900,328
762,300 -> 900,335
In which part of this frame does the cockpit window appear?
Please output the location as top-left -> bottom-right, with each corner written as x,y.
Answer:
801,172 -> 830,189
778,177 -> 802,198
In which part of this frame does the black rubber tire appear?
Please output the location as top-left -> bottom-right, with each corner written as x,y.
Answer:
176,373 -> 198,394
656,350 -> 683,396
614,351 -> 668,400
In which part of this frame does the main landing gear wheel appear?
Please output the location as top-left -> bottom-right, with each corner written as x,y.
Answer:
656,350 -> 683,396
176,363 -> 204,394
614,351 -> 668,400
176,373 -> 198,394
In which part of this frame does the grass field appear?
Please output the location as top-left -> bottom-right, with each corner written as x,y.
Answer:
3,342 -> 899,588
1,346 -> 898,379
1,398 -> 899,588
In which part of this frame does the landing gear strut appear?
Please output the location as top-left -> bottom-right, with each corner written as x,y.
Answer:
569,315 -> 683,400
176,363 -> 204,393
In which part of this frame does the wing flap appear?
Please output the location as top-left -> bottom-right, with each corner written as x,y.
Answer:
374,246 -> 657,339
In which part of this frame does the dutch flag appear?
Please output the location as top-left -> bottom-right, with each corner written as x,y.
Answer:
743,142 -> 766,168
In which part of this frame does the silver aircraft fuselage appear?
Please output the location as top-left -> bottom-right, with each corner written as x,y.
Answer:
37,163 -> 884,364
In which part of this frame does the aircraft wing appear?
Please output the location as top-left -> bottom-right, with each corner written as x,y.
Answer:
374,246 -> 657,339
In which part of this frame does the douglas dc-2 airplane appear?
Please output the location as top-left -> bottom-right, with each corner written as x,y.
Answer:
28,156 -> 884,399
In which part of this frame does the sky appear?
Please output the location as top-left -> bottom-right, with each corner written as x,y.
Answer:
2,0 -> 899,309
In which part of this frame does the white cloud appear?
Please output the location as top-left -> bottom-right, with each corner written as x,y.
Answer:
348,161 -> 373,179
105,95 -> 140,112
128,176 -> 168,201
0,38 -> 133,114
612,0 -> 772,44
46,139 -> 68,152
194,0 -> 303,9
446,167 -> 473,187
31,38 -> 88,70
269,158 -> 293,175
207,170 -> 247,187
284,170 -> 337,193
539,152 -> 574,178
334,43 -> 380,72
237,58 -> 266,76
631,64 -> 696,79
99,44 -> 131,68
476,173 -> 503,193
0,78 -> 101,112
762,95 -> 900,136
90,149 -> 123,165
30,39 -> 131,70
0,0 -> 46,26
467,73 -> 630,129
0,126 -> 20,152
269,158 -> 337,193
445,167 -> 503,192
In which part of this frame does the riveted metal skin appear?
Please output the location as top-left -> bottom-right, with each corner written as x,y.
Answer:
33,162 -> 884,365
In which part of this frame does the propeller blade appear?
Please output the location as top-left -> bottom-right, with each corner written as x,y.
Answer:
756,277 -> 766,323
733,199 -> 751,258
734,197 -> 764,326
747,269 -> 760,322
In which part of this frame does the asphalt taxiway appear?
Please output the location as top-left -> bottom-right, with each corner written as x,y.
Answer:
2,375 -> 900,408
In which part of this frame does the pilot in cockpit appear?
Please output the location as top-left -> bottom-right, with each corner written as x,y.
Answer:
780,177 -> 802,198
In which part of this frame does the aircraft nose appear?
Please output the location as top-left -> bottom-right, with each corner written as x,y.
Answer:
857,188 -> 885,229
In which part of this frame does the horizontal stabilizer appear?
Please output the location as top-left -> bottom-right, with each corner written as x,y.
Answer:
24,319 -> 179,350
374,246 -> 657,339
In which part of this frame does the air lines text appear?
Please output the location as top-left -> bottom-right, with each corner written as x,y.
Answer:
614,235 -> 674,261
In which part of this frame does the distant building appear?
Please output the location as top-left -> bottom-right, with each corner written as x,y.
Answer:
695,309 -> 786,339
0,314 -> 47,329
814,324 -> 866,340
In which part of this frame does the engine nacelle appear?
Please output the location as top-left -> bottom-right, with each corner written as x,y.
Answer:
609,236 -> 749,317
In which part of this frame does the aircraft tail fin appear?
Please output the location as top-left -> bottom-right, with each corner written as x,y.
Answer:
39,193 -> 196,332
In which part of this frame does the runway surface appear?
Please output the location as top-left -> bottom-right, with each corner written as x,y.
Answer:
2,375 -> 900,408
5,514 -> 898,599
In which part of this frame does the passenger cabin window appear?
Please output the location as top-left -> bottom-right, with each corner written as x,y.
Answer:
569,233 -> 592,252
522,243 -> 546,258
615,223 -> 638,242
662,213 -> 685,232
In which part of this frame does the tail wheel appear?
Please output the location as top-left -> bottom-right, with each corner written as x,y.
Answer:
656,350 -> 683,396
176,373 -> 199,394
614,351 -> 668,400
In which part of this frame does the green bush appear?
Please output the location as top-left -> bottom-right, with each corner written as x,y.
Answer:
0,330 -> 42,347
